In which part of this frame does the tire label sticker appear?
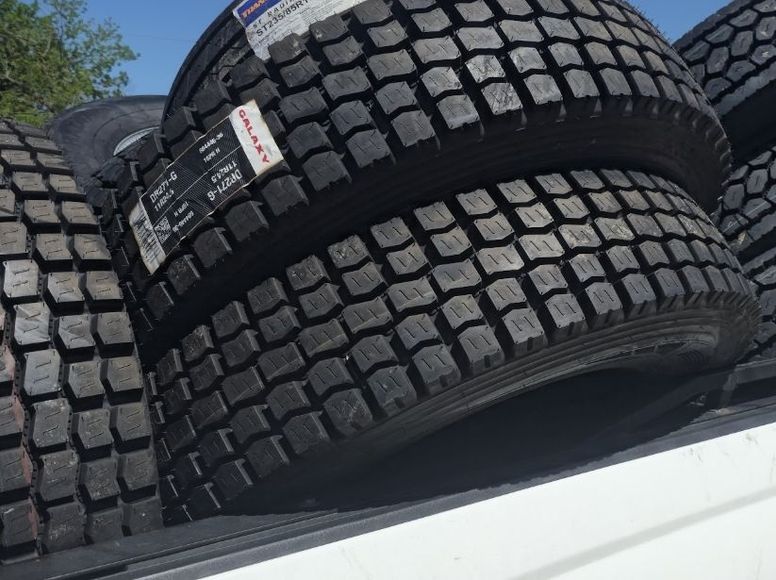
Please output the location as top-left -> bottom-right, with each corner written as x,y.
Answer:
129,100 -> 283,274
233,0 -> 361,60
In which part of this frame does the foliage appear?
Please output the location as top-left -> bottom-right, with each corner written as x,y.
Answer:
0,0 -> 137,125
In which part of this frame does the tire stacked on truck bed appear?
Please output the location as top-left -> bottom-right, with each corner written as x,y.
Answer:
72,0 -> 763,523
716,144 -> 776,362
47,96 -> 165,212
678,0 -> 776,361
676,0 -> 776,160
102,0 -> 733,361
151,167 -> 758,522
0,0 -> 774,563
0,121 -> 162,564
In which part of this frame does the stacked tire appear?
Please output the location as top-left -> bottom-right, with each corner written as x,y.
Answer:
47,96 -> 165,212
31,0 -> 769,533
109,0 -> 736,361
77,0 -> 762,525
153,169 -> 756,521
677,0 -> 776,361
0,121 -> 161,564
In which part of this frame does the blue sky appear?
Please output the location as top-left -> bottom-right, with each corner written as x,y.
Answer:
84,1 -> 729,96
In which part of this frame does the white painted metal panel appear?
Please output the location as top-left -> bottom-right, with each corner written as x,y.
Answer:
202,422 -> 776,580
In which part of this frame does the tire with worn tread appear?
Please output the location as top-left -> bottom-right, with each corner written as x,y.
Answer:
150,167 -> 759,523
48,96 -> 165,190
107,0 -> 731,358
0,120 -> 162,563
717,145 -> 776,362
676,0 -> 776,158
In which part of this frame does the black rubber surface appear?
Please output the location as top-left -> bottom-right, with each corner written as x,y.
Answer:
0,121 -> 162,563
150,168 -> 759,524
165,2 -> 248,119
676,0 -> 776,158
106,0 -> 731,358
717,143 -> 776,362
744,251 -> 776,362
718,144 -> 776,262
47,96 -> 165,192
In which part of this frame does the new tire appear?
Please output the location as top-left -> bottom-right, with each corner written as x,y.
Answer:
0,121 -> 161,562
151,168 -> 759,523
105,0 -> 731,358
48,96 -> 165,189
677,0 -> 776,158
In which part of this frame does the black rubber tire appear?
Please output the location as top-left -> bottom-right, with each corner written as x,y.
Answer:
156,0 -> 730,211
47,96 -> 165,189
743,249 -> 776,361
106,0 -> 731,359
0,121 -> 162,562
149,167 -> 759,524
164,4 -> 249,119
676,0 -> 776,159
716,143 -> 776,362
718,143 -> 776,262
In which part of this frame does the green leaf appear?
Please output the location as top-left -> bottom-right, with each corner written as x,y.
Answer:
0,0 -> 138,125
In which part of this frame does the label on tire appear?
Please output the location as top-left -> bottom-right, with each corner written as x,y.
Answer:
233,0 -> 361,60
129,100 -> 283,274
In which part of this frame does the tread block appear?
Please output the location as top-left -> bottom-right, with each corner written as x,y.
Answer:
111,403 -> 152,445
231,405 -> 271,446
14,302 -> 51,347
309,358 -> 354,398
324,389 -> 375,436
299,319 -> 349,358
245,436 -> 289,479
0,447 -> 32,494
118,448 -> 158,492
0,500 -> 38,549
4,260 -> 39,301
343,262 -> 386,298
266,381 -> 310,421
86,507 -> 123,542
38,449 -> 78,501
0,396 -> 24,439
188,354 -> 225,392
412,345 -> 461,394
123,496 -> 163,534
65,361 -> 103,400
79,458 -> 119,502
22,350 -> 61,398
42,502 -> 84,553
181,325 -> 215,363
258,306 -> 301,345
542,293 -> 588,340
73,409 -> 113,451
31,399 -> 70,450
283,413 -> 330,456
101,357 -> 143,395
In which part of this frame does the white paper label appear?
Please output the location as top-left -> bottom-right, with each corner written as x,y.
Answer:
232,0 -> 362,60
129,100 -> 284,274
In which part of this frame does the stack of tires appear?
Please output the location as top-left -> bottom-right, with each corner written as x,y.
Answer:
0,0 -> 772,563
0,121 -> 162,561
677,0 -> 776,362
